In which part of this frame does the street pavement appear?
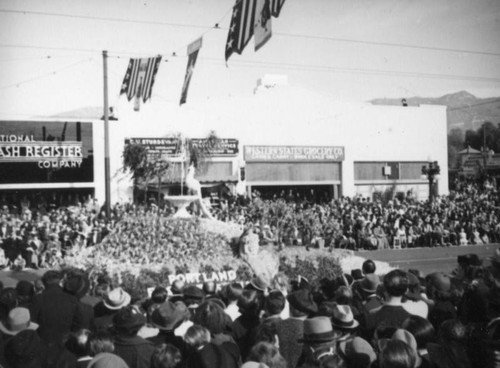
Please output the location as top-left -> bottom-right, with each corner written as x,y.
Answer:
355,243 -> 500,276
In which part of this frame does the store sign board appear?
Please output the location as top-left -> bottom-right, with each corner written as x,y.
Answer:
125,137 -> 239,158
125,138 -> 182,159
244,145 -> 345,162
190,138 -> 239,156
0,121 -> 94,184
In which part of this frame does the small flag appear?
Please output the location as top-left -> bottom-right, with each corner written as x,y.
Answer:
180,37 -> 203,105
254,0 -> 272,51
270,0 -> 285,17
225,0 -> 257,62
120,56 -> 162,110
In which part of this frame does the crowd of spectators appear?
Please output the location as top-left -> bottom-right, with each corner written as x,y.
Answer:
0,178 -> 499,270
2,253 -> 500,367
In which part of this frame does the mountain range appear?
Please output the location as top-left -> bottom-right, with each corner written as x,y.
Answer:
370,91 -> 500,132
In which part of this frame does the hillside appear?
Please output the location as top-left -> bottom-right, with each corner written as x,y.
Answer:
370,91 -> 500,132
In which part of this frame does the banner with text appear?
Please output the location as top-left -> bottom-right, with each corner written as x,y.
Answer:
0,121 -> 94,184
244,145 -> 344,162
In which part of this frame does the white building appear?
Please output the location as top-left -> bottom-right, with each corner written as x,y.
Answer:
0,81 -> 448,204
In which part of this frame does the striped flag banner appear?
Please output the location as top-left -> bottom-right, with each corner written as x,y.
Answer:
254,0 -> 272,51
120,56 -> 162,106
270,0 -> 285,17
225,0 -> 257,62
180,37 -> 203,105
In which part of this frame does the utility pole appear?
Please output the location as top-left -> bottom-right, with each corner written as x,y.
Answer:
103,50 -> 111,218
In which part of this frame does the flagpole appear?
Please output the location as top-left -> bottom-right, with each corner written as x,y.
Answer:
103,50 -> 111,218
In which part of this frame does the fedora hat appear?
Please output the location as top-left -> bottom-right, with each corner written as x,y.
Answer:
249,274 -> 269,292
150,301 -> 190,331
360,274 -> 380,294
103,287 -> 131,310
331,305 -> 359,330
299,316 -> 341,343
339,336 -> 376,366
0,307 -> 39,336
113,305 -> 146,330
182,285 -> 204,301
287,289 -> 318,315
64,272 -> 90,300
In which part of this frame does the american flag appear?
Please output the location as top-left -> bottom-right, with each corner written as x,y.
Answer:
225,0 -> 285,62
120,56 -> 162,103
270,0 -> 285,17
225,0 -> 257,62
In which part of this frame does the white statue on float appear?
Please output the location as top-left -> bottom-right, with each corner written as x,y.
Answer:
164,164 -> 214,219
185,164 -> 214,219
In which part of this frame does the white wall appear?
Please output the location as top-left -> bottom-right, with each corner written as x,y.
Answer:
107,86 -> 448,202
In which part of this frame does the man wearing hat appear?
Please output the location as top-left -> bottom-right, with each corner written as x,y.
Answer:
147,301 -> 190,358
276,288 -> 318,368
94,287 -> 131,331
112,305 -> 154,368
63,271 -> 95,330
0,307 -> 39,340
31,270 -> 85,345
296,316 -> 345,367
331,304 -> 360,343
338,336 -> 376,368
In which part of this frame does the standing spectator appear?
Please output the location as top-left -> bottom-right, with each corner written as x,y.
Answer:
31,270 -> 84,344
112,305 -> 155,368
366,270 -> 412,336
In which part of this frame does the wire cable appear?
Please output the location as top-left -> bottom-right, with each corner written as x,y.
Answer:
0,58 -> 93,90
1,8 -> 500,58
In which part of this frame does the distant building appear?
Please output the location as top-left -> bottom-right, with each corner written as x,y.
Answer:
0,83 -> 448,204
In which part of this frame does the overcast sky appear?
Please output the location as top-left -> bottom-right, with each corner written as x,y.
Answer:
0,0 -> 499,118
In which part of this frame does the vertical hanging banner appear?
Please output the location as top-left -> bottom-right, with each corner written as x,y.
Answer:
225,0 -> 257,62
254,0 -> 272,51
180,37 -> 203,105
120,56 -> 162,111
270,0 -> 285,17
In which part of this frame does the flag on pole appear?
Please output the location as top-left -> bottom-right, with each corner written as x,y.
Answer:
225,0 -> 257,62
120,56 -> 162,110
254,0 -> 272,51
180,37 -> 203,105
270,0 -> 285,17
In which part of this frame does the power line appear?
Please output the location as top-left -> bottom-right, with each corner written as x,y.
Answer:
0,9 -> 211,30
275,32 -> 500,58
2,8 -> 500,58
0,58 -> 93,90
200,57 -> 500,83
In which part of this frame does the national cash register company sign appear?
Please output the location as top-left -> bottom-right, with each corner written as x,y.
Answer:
244,145 -> 345,162
0,121 -> 94,184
